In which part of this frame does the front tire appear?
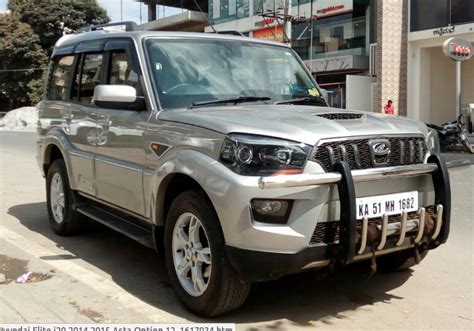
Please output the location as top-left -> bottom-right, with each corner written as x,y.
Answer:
46,159 -> 84,235
164,190 -> 250,317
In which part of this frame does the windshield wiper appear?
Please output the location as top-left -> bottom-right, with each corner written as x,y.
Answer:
189,96 -> 271,109
274,96 -> 327,106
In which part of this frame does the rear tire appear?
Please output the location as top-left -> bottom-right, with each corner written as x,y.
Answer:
46,159 -> 84,235
164,190 -> 250,317
377,249 -> 428,271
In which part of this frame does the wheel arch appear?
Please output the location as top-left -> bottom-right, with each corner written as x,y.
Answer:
153,172 -> 219,255
43,143 -> 65,175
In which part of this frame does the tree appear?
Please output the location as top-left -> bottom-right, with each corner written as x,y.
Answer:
0,13 -> 48,109
8,0 -> 110,53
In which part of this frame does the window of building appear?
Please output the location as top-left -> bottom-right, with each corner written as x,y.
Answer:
210,0 -> 250,24
78,53 -> 103,105
48,55 -> 75,101
410,0 -> 474,32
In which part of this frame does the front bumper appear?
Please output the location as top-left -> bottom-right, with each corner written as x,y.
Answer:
225,155 -> 467,283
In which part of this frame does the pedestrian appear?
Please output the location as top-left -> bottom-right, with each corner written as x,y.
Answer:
384,99 -> 395,115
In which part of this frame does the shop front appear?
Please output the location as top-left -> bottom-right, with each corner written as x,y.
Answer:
407,0 -> 474,124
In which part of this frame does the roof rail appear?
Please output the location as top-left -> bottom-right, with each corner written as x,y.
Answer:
81,21 -> 139,33
213,30 -> 246,37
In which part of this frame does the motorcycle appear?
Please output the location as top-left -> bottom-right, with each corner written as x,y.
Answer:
427,115 -> 473,153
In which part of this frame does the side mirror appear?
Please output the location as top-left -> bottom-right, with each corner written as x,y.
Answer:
93,85 -> 145,111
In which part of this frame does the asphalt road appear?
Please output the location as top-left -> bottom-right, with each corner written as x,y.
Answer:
0,131 -> 473,329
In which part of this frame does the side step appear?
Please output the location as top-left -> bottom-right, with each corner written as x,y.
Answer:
76,205 -> 155,248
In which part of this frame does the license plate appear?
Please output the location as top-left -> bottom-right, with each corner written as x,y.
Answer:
356,191 -> 418,219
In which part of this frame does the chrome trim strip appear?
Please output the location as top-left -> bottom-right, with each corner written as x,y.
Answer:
339,144 -> 348,162
377,214 -> 389,250
414,207 -> 426,243
409,140 -> 415,163
396,211 -> 408,246
258,163 -> 438,189
69,150 -> 94,159
357,216 -> 368,255
258,172 -> 342,189
326,146 -> 336,167
315,134 -> 426,146
95,156 -> 143,172
446,159 -> 471,168
432,204 -> 443,240
352,144 -> 362,169
399,140 -> 405,164
418,140 -> 425,162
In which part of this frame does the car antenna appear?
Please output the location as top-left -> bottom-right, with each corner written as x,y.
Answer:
193,0 -> 217,33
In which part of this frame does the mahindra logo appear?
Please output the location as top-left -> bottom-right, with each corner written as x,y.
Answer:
368,139 -> 391,166
371,141 -> 390,156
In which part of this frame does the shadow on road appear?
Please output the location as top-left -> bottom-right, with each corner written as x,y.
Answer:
9,202 -> 413,326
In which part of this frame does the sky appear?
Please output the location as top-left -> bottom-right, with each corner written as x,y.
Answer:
0,0 -> 183,24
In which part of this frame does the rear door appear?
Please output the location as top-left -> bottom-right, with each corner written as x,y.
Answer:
46,52 -> 98,196
94,40 -> 149,216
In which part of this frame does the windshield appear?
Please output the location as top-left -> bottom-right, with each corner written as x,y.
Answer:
145,38 -> 321,109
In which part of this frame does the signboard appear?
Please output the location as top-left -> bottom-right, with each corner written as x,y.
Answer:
295,0 -> 353,19
253,25 -> 285,43
442,37 -> 473,61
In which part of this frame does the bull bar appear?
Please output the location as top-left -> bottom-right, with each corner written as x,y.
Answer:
258,155 -> 469,264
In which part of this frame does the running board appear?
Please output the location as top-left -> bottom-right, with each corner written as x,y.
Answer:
76,205 -> 154,248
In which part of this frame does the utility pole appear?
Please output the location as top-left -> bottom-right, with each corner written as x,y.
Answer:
120,0 -> 123,21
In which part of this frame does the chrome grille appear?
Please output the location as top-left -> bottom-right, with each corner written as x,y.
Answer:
310,136 -> 428,171
316,113 -> 364,120
310,206 -> 436,245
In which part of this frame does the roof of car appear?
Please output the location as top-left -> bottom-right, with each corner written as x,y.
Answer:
55,30 -> 291,49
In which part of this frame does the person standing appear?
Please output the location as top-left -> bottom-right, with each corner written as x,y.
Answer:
384,100 -> 395,115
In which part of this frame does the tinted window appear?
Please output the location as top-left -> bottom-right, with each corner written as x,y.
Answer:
108,51 -> 139,88
410,0 -> 474,31
451,0 -> 474,25
79,53 -> 103,105
49,55 -> 75,101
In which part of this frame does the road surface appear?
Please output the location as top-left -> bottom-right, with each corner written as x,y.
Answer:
0,131 -> 472,329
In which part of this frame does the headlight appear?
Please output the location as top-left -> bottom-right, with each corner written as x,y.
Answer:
427,128 -> 440,154
220,134 -> 311,176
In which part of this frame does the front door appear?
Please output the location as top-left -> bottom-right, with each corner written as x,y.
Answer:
94,41 -> 149,216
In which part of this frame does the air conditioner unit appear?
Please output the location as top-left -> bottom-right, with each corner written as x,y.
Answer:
369,43 -> 377,76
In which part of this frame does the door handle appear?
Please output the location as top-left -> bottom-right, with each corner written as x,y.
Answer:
97,114 -> 111,130
61,109 -> 72,126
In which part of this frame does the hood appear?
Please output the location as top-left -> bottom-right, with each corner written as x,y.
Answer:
158,105 -> 428,145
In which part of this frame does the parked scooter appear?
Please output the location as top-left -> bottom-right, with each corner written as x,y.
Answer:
427,115 -> 473,153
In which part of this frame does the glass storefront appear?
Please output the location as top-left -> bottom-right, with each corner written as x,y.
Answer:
209,0 -> 250,24
410,0 -> 474,32
291,1 -> 370,61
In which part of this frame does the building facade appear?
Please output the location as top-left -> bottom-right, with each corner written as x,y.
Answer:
407,0 -> 474,124
141,0 -> 473,123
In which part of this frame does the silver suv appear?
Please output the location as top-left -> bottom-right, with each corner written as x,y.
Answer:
37,22 -> 453,317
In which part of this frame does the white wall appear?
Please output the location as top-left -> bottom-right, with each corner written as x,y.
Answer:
407,25 -> 474,123
346,75 -> 376,112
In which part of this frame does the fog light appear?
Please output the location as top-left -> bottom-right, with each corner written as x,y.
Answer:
250,199 -> 293,224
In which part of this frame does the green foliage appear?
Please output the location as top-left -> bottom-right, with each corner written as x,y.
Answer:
8,0 -> 110,53
0,13 -> 48,108
1,0 -> 110,108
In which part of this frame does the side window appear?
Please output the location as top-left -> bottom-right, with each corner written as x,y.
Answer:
107,50 -> 140,90
79,53 -> 103,105
49,55 -> 75,101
